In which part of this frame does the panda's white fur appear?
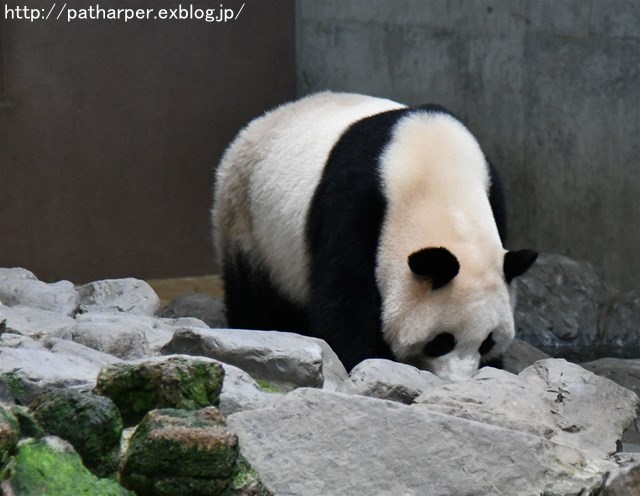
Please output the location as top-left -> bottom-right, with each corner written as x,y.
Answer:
376,112 -> 512,379
213,91 -> 528,381
213,92 -> 404,304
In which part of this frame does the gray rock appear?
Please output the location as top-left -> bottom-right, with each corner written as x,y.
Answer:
415,359 -> 638,458
601,289 -> 640,353
157,293 -> 227,328
0,277 -> 79,316
338,358 -> 447,404
581,357 -> 640,446
52,316 -> 151,360
76,278 -> 160,316
42,337 -> 123,367
514,253 -> 612,357
0,304 -> 75,340
162,327 -> 348,389
219,363 -> 280,416
227,388 -> 613,496
0,333 -> 45,350
603,454 -> 640,495
0,347 -> 106,403
501,338 -> 551,374
0,268 -> 37,281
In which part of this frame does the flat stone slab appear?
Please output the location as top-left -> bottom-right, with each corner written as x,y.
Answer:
227,388 -> 612,496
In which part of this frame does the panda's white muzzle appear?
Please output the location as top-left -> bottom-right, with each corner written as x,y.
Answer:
426,351 -> 481,382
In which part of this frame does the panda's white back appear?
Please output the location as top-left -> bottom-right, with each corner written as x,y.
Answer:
213,91 -> 405,304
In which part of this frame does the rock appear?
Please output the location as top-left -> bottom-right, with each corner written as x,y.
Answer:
603,455 -> 640,495
514,253 -> 612,358
218,363 -> 280,416
0,304 -> 75,340
157,293 -> 227,328
601,289 -> 640,353
0,268 -> 37,281
0,347 -> 108,404
77,278 -> 161,316
0,276 -> 79,316
338,359 -> 447,404
42,337 -> 123,367
30,389 -> 123,477
120,407 -> 248,496
0,333 -> 45,350
162,327 -> 348,390
0,406 -> 20,469
501,338 -> 551,374
414,359 -> 638,458
52,315 -> 151,360
227,388 -> 613,496
95,355 -> 224,426
0,436 -> 133,495
581,357 -> 640,446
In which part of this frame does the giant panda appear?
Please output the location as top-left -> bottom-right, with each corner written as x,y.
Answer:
212,91 -> 537,381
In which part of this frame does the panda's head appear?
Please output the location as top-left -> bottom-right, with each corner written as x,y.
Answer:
382,245 -> 537,382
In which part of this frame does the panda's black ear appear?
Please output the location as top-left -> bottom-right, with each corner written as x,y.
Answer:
408,247 -> 460,290
504,249 -> 538,283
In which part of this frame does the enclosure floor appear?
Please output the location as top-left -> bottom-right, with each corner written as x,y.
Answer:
145,275 -> 224,305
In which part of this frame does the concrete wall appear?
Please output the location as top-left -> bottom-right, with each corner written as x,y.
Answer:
0,0 -> 295,282
297,0 -> 640,291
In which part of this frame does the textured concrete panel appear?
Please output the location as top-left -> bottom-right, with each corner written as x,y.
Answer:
297,0 -> 640,290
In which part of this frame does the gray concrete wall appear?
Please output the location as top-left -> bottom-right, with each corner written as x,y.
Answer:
297,0 -> 640,291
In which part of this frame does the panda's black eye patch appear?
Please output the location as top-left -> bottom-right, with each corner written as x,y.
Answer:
479,332 -> 495,355
423,332 -> 456,358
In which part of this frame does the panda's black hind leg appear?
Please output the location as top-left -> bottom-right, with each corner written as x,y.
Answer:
222,250 -> 309,333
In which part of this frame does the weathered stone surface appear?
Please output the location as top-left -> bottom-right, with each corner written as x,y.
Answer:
95,355 -> 224,426
219,363 -> 280,416
600,289 -> 640,352
228,388 -> 612,496
0,268 -> 37,281
0,333 -> 45,350
581,358 -> 640,446
52,316 -> 151,360
514,254 -> 612,357
42,337 -> 123,367
0,436 -> 133,495
0,277 -> 79,316
501,338 -> 551,374
77,278 -> 161,316
0,304 -> 75,340
0,347 -> 106,404
30,389 -> 123,477
158,293 -> 227,328
415,359 -> 638,458
162,327 -> 348,390
338,359 -> 447,404
603,455 -> 640,495
120,407 -> 240,496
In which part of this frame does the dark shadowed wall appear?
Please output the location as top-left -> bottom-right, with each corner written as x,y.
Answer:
1,0 -> 295,282
297,0 -> 640,291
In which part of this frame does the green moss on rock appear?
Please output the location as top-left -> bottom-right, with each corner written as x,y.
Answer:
95,356 -> 224,426
0,406 -> 20,469
121,407 -> 238,496
1,437 -> 133,496
30,389 -> 123,477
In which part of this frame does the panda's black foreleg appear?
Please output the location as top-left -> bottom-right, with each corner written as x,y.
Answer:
222,250 -> 309,333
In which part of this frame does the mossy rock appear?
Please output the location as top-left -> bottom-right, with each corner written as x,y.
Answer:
95,356 -> 224,426
225,454 -> 272,496
30,389 -> 123,477
0,436 -> 133,496
121,407 -> 238,496
0,406 -> 20,469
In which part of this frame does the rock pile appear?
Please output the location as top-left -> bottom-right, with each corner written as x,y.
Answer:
1,262 -> 640,495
